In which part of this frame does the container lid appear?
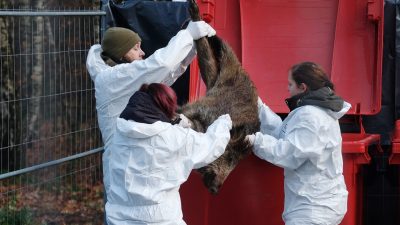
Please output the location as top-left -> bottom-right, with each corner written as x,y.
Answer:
240,0 -> 383,115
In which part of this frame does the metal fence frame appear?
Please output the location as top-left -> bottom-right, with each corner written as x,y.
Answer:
0,6 -> 106,225
0,8 -> 105,180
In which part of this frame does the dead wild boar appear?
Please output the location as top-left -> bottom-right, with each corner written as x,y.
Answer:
179,0 -> 260,194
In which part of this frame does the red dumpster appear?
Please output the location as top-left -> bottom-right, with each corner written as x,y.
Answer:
181,0 -> 384,224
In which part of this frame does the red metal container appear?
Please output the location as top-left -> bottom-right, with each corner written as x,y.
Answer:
341,133 -> 380,225
181,0 -> 384,224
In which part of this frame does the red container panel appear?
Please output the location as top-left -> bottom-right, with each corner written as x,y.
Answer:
181,155 -> 284,225
240,0 -> 383,115
184,1 -> 383,225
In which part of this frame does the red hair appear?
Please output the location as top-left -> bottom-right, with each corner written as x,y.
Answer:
139,83 -> 177,119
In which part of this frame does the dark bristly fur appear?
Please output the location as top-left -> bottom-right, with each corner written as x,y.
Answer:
179,0 -> 260,194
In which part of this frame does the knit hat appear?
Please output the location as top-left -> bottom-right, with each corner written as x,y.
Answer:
101,27 -> 141,60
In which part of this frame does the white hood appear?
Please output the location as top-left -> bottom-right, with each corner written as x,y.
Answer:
86,44 -> 108,81
116,118 -> 171,139
327,101 -> 352,120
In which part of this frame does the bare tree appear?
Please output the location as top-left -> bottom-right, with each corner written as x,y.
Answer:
0,0 -> 20,171
27,0 -> 45,142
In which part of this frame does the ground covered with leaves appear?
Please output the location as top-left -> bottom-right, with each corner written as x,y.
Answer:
0,182 -> 105,225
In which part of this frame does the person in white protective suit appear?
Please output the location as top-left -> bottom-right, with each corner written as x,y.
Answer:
85,21 -> 216,202
247,62 -> 350,225
105,83 -> 232,225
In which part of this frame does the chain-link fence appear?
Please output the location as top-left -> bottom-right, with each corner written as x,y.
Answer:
0,1 -> 105,224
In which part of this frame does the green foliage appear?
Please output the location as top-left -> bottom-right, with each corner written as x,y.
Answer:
0,199 -> 33,225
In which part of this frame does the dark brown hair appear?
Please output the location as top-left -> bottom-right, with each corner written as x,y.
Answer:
290,62 -> 334,91
139,83 -> 177,119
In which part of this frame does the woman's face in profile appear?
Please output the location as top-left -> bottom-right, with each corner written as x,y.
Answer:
123,42 -> 145,62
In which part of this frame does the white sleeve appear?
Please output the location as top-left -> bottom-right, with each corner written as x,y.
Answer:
88,30 -> 196,113
258,102 -> 282,137
252,120 -> 322,170
183,117 -> 232,169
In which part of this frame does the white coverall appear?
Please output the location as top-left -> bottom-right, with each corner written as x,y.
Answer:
86,29 -> 196,194
254,101 -> 351,225
105,116 -> 232,225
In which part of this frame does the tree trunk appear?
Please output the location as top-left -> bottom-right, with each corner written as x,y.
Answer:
27,0 -> 44,141
0,0 -> 19,171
